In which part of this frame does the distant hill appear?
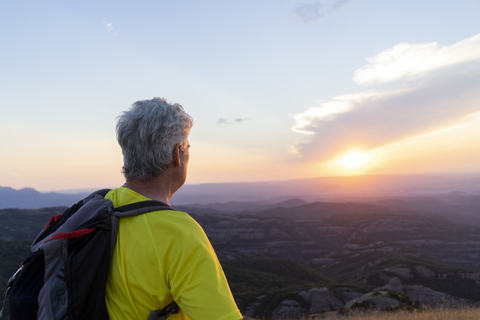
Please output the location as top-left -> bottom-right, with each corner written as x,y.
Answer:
0,187 -> 90,209
172,174 -> 480,204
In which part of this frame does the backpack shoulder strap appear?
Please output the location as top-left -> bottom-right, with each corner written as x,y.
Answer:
92,188 -> 112,197
77,188 -> 111,207
114,200 -> 176,218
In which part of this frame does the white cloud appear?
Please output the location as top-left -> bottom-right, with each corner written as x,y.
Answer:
292,32 -> 480,162
353,33 -> 480,85
102,21 -> 117,36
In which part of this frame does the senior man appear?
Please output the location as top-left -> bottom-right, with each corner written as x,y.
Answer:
104,98 -> 242,320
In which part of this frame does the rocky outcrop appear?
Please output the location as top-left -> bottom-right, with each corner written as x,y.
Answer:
374,277 -> 462,306
244,295 -> 264,318
374,277 -> 403,292
380,264 -> 480,286
414,265 -> 435,278
299,287 -> 344,312
461,272 -> 480,284
383,264 -> 412,278
403,285 -> 454,305
272,299 -> 307,319
245,279 -> 471,318
335,287 -> 364,301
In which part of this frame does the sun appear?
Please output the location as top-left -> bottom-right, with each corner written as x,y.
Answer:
338,151 -> 369,169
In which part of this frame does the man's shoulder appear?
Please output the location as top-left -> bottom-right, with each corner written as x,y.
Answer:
144,208 -> 204,235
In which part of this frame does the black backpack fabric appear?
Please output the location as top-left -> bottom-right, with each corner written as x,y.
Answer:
1,189 -> 180,320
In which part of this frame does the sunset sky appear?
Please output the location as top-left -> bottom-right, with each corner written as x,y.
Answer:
1,0 -> 480,192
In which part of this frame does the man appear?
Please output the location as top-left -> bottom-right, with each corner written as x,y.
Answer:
104,97 -> 243,320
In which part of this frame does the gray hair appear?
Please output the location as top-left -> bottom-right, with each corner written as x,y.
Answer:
116,97 -> 193,181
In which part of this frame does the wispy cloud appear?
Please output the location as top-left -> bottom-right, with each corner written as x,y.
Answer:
217,118 -> 249,125
292,91 -> 383,134
292,33 -> 480,161
294,0 -> 353,23
354,33 -> 480,85
102,21 -> 117,36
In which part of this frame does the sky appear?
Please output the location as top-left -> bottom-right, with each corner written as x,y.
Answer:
1,0 -> 480,192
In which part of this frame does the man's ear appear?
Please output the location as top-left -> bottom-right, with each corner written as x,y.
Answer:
172,143 -> 182,167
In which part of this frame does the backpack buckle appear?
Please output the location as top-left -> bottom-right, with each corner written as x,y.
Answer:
148,301 -> 180,320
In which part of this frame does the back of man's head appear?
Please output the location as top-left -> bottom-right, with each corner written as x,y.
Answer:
116,97 -> 193,181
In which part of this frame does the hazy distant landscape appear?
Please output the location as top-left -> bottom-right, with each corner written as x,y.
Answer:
3,174 -> 480,209
1,174 -> 480,318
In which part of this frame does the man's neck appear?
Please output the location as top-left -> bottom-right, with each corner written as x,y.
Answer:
123,174 -> 175,205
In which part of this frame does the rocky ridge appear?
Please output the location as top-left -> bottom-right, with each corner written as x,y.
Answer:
248,277 -> 474,318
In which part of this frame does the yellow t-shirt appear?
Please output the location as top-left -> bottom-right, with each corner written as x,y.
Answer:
105,187 -> 242,320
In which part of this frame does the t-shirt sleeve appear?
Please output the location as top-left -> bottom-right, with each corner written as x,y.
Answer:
164,217 -> 243,320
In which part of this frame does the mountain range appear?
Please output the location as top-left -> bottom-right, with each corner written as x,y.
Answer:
2,174 -> 480,209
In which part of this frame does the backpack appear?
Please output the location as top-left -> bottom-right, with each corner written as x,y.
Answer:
1,189 -> 181,320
